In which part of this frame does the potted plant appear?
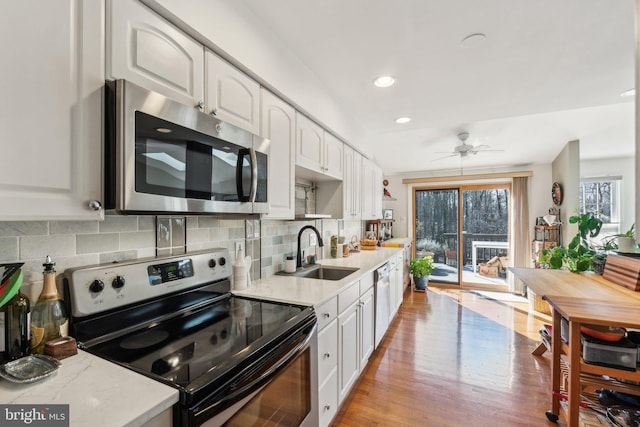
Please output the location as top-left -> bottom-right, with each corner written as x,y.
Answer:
410,254 -> 435,291
615,224 -> 636,253
541,212 -> 603,273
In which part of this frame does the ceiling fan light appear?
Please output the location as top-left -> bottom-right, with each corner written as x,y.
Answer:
395,117 -> 411,124
374,75 -> 396,88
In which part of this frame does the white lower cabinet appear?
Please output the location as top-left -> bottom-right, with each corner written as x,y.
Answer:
315,278 -> 375,426
338,299 -> 359,403
318,369 -> 338,427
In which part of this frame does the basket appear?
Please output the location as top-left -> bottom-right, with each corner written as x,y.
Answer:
527,289 -> 551,315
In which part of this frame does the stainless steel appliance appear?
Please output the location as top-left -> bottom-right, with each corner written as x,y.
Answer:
105,80 -> 270,215
374,263 -> 390,348
63,250 -> 317,426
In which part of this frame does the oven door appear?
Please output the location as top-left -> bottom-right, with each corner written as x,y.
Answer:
188,320 -> 318,427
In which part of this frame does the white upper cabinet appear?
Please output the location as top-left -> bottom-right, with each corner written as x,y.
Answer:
361,158 -> 383,220
342,146 -> 362,219
323,132 -> 344,180
206,51 -> 261,134
108,0 -> 205,109
296,113 -> 324,173
296,113 -> 343,181
0,0 -> 104,220
261,89 -> 296,219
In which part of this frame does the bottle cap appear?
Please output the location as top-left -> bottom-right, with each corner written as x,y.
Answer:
43,255 -> 56,273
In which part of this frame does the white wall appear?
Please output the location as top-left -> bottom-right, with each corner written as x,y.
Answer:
552,140 -> 581,240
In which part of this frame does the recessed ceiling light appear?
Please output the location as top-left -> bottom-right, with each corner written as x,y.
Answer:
621,88 -> 635,97
395,117 -> 411,124
155,127 -> 172,134
374,75 -> 396,88
461,33 -> 486,48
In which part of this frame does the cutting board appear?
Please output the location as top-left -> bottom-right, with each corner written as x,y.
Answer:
603,253 -> 640,291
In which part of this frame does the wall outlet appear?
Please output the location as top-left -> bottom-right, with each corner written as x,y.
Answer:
235,241 -> 245,257
309,233 -> 317,246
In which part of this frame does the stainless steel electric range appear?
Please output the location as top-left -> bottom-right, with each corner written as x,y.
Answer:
63,249 -> 317,426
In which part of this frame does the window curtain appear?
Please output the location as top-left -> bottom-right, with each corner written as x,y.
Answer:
509,176 -> 530,295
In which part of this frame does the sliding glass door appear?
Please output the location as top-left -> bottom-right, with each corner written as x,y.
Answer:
414,184 -> 511,289
414,188 -> 459,284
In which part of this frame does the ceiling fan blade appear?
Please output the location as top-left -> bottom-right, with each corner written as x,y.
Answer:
431,154 -> 459,161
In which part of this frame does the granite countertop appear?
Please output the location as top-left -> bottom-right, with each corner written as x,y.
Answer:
233,246 -> 402,306
0,350 -> 178,427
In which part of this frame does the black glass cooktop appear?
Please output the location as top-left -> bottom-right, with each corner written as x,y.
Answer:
85,296 -> 308,388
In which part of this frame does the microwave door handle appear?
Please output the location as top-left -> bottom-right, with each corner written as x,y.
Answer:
235,148 -> 250,202
249,147 -> 257,203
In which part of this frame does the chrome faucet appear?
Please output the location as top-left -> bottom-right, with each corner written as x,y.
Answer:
296,225 -> 324,268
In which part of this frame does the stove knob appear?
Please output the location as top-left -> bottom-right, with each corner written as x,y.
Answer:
208,259 -> 216,268
112,275 -> 125,289
89,279 -> 104,293
219,257 -> 226,266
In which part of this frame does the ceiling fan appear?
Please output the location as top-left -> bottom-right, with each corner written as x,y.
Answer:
433,132 -> 503,161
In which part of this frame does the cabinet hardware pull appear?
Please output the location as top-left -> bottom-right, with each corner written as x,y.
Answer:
324,405 -> 331,411
195,101 -> 205,110
88,200 -> 102,211
324,352 -> 331,358
323,312 -> 331,318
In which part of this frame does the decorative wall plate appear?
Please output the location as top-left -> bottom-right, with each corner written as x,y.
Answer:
551,182 -> 563,206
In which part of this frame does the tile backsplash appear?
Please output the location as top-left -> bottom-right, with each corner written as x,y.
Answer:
0,215 -> 365,304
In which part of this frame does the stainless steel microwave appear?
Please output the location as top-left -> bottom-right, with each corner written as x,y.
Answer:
105,79 -> 269,215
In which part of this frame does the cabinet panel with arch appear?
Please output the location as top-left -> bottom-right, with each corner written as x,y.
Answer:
108,0 -> 205,109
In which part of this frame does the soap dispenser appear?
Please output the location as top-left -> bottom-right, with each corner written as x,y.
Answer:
233,247 -> 247,290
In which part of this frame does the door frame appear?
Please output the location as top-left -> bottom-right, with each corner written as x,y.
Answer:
411,182 -> 512,291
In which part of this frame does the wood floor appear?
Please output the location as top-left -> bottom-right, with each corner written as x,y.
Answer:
331,287 -> 562,426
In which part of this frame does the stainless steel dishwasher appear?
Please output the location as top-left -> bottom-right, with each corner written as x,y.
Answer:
374,263 -> 390,348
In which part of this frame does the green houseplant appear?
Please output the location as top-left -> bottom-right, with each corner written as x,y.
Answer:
541,212 -> 603,273
410,254 -> 435,290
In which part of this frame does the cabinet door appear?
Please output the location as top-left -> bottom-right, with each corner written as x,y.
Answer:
342,146 -> 362,219
372,165 -> 384,219
352,151 -> 363,218
395,253 -> 404,309
206,51 -> 260,134
343,146 -> 354,218
317,319 -> 338,385
323,132 -> 344,180
0,0 -> 104,220
261,89 -> 295,219
359,288 -> 375,369
338,302 -> 359,403
296,113 -> 324,173
108,0 -> 205,108
361,159 -> 374,219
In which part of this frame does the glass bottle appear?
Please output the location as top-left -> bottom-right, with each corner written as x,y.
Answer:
30,256 -> 68,354
1,290 -> 30,363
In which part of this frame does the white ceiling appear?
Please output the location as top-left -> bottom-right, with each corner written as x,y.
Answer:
240,0 -> 635,175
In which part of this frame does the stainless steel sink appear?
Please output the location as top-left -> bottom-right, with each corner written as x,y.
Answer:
277,265 -> 359,281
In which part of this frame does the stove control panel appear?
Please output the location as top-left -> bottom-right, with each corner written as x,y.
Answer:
64,249 -> 232,317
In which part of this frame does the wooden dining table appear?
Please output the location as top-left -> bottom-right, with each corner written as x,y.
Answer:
510,267 -> 640,426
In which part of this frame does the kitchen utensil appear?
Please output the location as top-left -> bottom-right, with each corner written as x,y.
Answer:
0,269 -> 23,309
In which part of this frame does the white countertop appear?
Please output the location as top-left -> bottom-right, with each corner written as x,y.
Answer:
233,246 -> 402,306
0,350 -> 178,427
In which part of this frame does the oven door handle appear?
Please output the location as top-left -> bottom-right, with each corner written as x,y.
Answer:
219,322 -> 316,405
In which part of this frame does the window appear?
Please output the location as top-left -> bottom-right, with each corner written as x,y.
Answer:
579,177 -> 620,235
